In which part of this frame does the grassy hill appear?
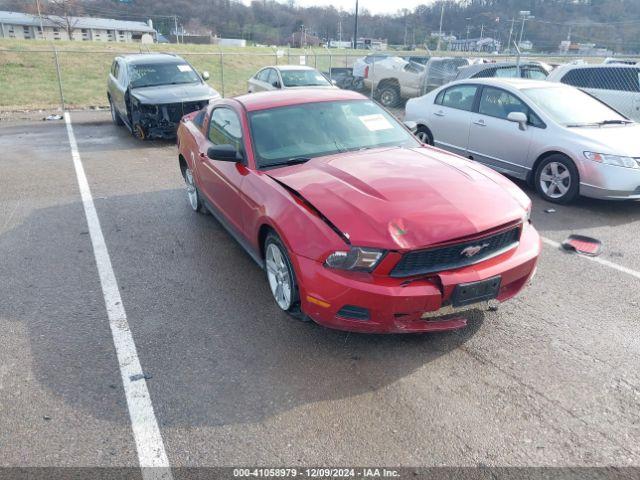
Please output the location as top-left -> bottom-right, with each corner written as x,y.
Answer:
0,39 -> 372,110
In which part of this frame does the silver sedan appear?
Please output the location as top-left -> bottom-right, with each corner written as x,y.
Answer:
405,78 -> 640,203
247,65 -> 335,93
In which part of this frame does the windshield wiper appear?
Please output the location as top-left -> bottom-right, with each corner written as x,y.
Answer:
266,157 -> 311,167
565,122 -> 600,128
598,119 -> 632,125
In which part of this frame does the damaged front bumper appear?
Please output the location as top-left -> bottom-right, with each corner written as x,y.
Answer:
131,99 -> 210,139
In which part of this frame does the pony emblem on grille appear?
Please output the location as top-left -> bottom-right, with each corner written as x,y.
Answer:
460,243 -> 490,258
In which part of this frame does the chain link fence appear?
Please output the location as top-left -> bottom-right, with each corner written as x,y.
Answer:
1,44 -> 639,115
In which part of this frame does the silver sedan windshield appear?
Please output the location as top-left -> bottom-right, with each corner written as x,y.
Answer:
522,86 -> 629,126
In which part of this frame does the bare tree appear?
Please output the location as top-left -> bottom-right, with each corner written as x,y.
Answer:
42,0 -> 84,40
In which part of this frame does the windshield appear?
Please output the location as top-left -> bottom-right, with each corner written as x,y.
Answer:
129,62 -> 201,88
249,100 -> 419,168
280,69 -> 331,87
522,86 -> 628,126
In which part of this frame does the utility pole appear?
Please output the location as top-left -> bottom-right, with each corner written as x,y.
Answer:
403,10 -> 408,48
436,2 -> 444,52
507,17 -> 515,52
173,15 -> 179,44
353,0 -> 359,50
338,15 -> 342,44
518,10 -> 534,47
480,24 -> 484,40
35,0 -> 44,39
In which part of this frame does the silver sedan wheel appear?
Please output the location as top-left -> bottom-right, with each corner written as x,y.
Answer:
184,168 -> 198,210
539,161 -> 571,199
416,131 -> 430,143
266,243 -> 293,310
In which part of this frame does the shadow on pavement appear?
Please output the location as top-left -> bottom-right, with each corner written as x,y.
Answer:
0,188 -> 485,428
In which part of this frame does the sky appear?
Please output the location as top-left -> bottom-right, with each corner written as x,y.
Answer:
291,0 -> 431,15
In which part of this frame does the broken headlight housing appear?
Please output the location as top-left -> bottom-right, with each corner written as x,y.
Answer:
325,247 -> 384,272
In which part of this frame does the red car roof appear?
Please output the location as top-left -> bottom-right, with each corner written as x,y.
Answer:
234,89 -> 367,112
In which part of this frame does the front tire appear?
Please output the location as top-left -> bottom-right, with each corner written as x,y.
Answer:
264,232 -> 307,321
535,155 -> 579,204
415,125 -> 433,145
183,167 -> 207,214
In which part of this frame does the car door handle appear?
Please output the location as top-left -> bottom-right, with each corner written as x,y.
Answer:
433,110 -> 445,117
473,119 -> 486,126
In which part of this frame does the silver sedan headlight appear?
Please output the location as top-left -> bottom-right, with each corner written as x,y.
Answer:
325,247 -> 384,272
584,151 -> 639,169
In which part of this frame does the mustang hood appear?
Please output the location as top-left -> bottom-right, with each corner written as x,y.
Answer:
268,147 -> 527,250
131,83 -> 219,105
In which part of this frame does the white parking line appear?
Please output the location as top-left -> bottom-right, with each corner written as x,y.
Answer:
542,236 -> 640,281
63,113 -> 172,480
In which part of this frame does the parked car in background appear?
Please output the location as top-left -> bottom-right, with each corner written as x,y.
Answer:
603,57 -> 638,65
358,56 -> 471,107
362,56 -> 426,107
421,57 -> 474,93
177,88 -> 540,332
405,78 -> 640,203
547,64 -> 640,121
248,65 -> 335,93
352,54 -> 391,79
107,53 -> 219,140
455,61 -> 551,81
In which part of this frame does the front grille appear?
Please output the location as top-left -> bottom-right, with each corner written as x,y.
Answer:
390,226 -> 521,278
163,101 -> 204,123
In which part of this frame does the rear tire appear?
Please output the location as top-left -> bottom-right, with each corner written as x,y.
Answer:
377,84 -> 401,108
264,232 -> 309,322
415,125 -> 433,145
534,154 -> 579,204
109,97 -> 124,126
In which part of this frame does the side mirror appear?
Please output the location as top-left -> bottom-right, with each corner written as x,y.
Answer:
201,71 -> 210,81
331,79 -> 337,86
403,120 -> 418,133
272,81 -> 281,88
207,144 -> 242,162
507,111 -> 528,130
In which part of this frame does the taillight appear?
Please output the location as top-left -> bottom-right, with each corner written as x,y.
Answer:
364,66 -> 369,79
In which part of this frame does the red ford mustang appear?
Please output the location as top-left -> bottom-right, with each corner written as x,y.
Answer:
177,89 -> 541,333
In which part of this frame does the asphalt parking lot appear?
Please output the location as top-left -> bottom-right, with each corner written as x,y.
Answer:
1,110 -> 640,474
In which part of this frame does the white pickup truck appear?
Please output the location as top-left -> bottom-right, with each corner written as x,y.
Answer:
362,56 -> 471,107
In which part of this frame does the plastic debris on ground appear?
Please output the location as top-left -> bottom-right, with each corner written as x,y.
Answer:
561,235 -> 602,257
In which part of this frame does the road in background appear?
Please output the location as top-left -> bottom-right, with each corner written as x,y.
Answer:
1,111 -> 639,470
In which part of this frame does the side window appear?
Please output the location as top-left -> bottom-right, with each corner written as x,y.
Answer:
111,61 -> 120,79
523,66 -> 548,80
193,109 -> 206,129
208,108 -> 243,152
256,69 -> 269,82
478,87 -> 528,120
434,89 -> 445,105
600,67 -> 640,92
494,66 -> 519,78
472,67 -> 497,78
440,85 -> 478,111
116,62 -> 126,83
267,69 -> 280,87
561,68 -> 592,89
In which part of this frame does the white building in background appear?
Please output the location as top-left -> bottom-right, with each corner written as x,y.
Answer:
0,10 -> 156,42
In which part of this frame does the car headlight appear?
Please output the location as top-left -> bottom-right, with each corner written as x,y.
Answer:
584,151 -> 639,169
325,247 -> 384,271
522,204 -> 531,224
